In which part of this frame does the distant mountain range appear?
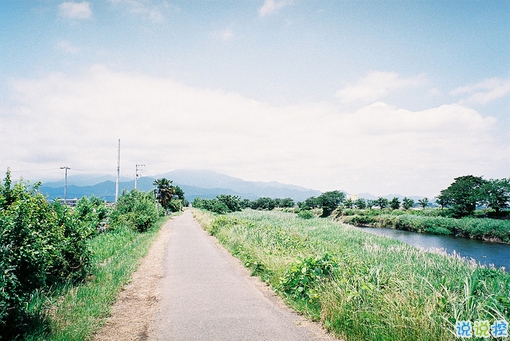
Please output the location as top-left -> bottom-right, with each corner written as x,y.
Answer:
39,169 -> 322,202
38,169 -> 428,203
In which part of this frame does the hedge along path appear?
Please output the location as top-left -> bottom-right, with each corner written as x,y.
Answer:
92,218 -> 174,341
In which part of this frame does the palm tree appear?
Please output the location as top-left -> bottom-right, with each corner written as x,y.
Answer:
418,197 -> 429,209
153,178 -> 175,209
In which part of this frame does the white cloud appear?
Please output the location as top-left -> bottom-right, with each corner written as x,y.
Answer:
259,0 -> 292,17
335,71 -> 427,103
109,0 -> 169,22
58,2 -> 92,20
451,77 -> 510,105
1,66 -> 507,197
57,40 -> 80,54
211,29 -> 234,42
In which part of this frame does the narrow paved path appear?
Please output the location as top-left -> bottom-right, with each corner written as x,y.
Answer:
151,210 -> 336,341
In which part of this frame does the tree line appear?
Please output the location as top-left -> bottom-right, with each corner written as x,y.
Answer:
193,175 -> 510,219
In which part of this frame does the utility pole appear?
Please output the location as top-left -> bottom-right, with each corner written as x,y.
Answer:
60,166 -> 70,203
115,139 -> 120,203
135,164 -> 145,189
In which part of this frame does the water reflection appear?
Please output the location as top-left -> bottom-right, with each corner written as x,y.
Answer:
357,226 -> 510,271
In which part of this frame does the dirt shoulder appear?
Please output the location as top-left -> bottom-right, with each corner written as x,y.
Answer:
92,218 -> 173,341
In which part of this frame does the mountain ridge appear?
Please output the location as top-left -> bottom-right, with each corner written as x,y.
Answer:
39,169 -> 322,202
38,169 -> 428,203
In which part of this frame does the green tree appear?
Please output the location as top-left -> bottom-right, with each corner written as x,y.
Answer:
354,198 -> 367,209
174,185 -> 189,207
402,197 -> 414,210
435,196 -> 447,209
481,178 -> 510,213
252,197 -> 277,210
437,175 -> 486,218
318,190 -> 346,217
279,197 -> 295,208
299,196 -> 320,210
153,178 -> 176,210
217,194 -> 242,212
418,197 -> 429,209
344,198 -> 354,209
376,197 -> 389,209
240,198 -> 252,209
389,197 -> 401,210
366,199 -> 375,209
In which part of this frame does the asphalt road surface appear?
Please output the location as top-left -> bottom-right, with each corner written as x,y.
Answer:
151,210 -> 335,341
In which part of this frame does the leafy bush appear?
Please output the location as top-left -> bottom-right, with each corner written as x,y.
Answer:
297,210 -> 314,219
74,196 -> 111,234
277,254 -> 338,305
110,189 -> 158,232
0,171 -> 92,338
342,215 -> 375,226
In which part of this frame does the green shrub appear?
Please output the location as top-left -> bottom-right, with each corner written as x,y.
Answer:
277,254 -> 338,306
74,196 -> 111,234
0,171 -> 92,338
342,215 -> 375,226
297,210 -> 314,219
110,189 -> 158,232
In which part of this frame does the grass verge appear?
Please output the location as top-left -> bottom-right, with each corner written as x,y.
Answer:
24,216 -> 170,341
193,209 -> 510,341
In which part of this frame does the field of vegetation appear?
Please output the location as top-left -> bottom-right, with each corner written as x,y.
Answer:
194,208 -> 510,341
0,171 -> 182,340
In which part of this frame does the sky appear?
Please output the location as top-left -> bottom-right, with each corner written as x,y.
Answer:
0,0 -> 509,198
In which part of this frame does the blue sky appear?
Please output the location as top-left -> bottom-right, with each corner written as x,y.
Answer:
0,0 -> 509,198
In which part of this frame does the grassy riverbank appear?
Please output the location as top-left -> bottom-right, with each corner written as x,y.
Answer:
194,209 -> 510,341
23,216 -> 169,341
335,208 -> 510,243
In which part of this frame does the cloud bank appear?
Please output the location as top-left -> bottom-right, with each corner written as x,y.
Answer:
1,66 -> 507,197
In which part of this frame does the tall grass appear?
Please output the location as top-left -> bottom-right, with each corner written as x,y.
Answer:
23,217 -> 169,341
195,209 -> 510,341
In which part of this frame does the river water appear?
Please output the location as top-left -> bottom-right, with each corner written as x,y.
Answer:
356,226 -> 510,271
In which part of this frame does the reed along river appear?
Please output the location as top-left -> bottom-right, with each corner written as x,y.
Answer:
357,226 -> 510,271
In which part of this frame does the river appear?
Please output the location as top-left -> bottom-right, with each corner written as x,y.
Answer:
356,226 -> 510,271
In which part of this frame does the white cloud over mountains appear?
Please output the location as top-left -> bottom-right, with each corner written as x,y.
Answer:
2,66 -> 506,197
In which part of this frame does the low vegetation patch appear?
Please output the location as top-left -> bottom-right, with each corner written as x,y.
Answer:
194,208 -> 510,341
